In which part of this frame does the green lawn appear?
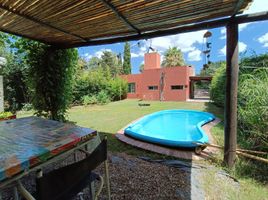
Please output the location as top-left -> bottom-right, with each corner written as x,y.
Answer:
18,99 -> 268,199
19,99 -> 223,157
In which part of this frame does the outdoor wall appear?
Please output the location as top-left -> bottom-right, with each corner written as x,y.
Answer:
144,52 -> 161,70
160,66 -> 192,101
121,74 -> 142,99
141,68 -> 161,100
121,52 -> 195,101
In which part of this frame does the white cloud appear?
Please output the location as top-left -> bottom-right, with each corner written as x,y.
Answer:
151,30 -> 207,53
219,23 -> 251,40
219,42 -> 247,56
82,48 -> 113,61
258,32 -> 268,47
243,0 -> 268,14
187,49 -> 202,61
219,46 -> 226,55
82,53 -> 92,61
132,30 -> 207,63
239,23 -> 250,31
94,48 -> 112,58
239,42 -> 247,52
131,52 -> 140,58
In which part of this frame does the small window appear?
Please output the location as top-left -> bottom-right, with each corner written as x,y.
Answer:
171,85 -> 184,90
148,86 -> 158,90
128,83 -> 136,93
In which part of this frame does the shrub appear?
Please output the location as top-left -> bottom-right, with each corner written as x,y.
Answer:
209,62 -> 226,107
73,68 -> 127,104
0,111 -> 13,119
21,103 -> 33,111
82,95 -> 98,105
210,54 -> 268,151
107,77 -> 128,101
96,91 -> 110,105
238,68 -> 268,149
73,68 -> 109,104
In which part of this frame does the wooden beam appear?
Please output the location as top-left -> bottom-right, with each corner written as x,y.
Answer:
0,4 -> 87,42
58,11 -> 268,48
224,21 -> 239,168
232,0 -> 245,16
100,0 -> 141,34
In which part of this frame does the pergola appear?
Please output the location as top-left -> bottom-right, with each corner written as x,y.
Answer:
0,0 -> 267,167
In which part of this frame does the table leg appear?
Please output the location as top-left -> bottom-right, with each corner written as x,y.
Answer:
90,181 -> 95,199
13,186 -> 19,200
104,160 -> 111,200
0,191 -> 2,200
74,151 -> 77,162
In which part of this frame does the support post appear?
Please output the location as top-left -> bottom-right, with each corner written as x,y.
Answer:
224,22 -> 239,168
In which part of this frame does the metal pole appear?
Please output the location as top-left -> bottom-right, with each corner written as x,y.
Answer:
0,76 -> 4,112
224,21 -> 239,168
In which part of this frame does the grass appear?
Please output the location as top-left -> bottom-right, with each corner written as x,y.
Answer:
18,99 -> 209,158
203,168 -> 268,200
68,99 -> 209,158
17,99 -> 268,198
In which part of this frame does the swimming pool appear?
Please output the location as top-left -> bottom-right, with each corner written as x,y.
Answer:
124,110 -> 215,148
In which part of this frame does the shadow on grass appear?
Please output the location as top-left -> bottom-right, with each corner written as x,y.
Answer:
99,131 -> 194,199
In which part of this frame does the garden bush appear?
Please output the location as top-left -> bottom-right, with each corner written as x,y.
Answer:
21,103 -> 33,111
82,95 -> 98,105
238,68 -> 268,149
210,54 -> 268,151
73,68 -> 127,104
107,77 -> 128,101
96,91 -> 110,105
209,62 -> 226,107
0,111 -> 13,119
210,55 -> 268,181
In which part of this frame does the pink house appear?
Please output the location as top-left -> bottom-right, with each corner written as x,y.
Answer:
121,52 -> 195,101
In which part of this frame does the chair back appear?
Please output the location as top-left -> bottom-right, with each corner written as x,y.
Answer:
36,139 -> 107,200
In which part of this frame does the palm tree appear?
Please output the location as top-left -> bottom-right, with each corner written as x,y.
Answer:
162,47 -> 185,67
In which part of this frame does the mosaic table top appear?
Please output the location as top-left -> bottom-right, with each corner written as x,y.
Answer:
0,116 -> 96,181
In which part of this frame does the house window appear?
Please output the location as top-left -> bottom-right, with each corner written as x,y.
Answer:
171,85 -> 184,90
128,83 -> 136,93
148,86 -> 158,90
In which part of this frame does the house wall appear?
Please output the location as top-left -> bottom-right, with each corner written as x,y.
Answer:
121,74 -> 142,99
121,52 -> 195,101
144,52 -> 161,70
160,67 -> 191,101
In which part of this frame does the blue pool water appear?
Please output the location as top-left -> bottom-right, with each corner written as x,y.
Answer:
124,110 -> 215,148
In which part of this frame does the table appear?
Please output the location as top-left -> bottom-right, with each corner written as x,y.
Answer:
0,116 -> 100,197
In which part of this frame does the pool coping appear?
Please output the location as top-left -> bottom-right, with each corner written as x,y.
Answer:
116,117 -> 221,161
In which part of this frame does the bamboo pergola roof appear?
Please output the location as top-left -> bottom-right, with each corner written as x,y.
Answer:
0,0 -> 252,48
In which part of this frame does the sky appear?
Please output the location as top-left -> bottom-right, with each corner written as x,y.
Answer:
78,0 -> 268,74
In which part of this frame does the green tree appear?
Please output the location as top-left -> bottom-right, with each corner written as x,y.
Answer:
117,53 -> 123,74
13,38 -> 78,121
123,42 -> 131,74
100,51 -> 119,77
200,61 -> 226,76
3,53 -> 30,111
87,56 -> 101,70
162,47 -> 185,67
